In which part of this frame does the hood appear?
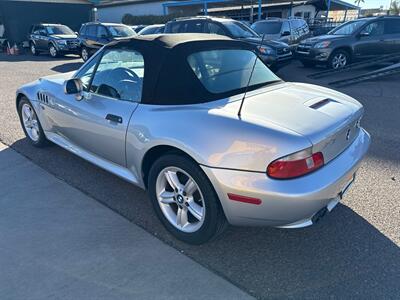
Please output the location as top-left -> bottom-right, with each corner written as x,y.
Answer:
303,34 -> 347,45
39,72 -> 75,85
239,37 -> 289,49
51,34 -> 78,40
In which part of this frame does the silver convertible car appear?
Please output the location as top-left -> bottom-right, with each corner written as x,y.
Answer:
16,34 -> 370,244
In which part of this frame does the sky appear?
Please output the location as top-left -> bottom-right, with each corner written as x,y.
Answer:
343,0 -> 394,9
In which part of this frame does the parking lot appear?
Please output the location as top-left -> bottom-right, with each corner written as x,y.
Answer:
0,53 -> 399,299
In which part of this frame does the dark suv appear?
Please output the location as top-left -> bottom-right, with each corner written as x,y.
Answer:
79,22 -> 137,61
251,18 -> 310,50
165,16 -> 292,71
29,23 -> 79,58
296,16 -> 400,69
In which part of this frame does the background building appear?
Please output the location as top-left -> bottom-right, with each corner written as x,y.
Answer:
0,0 -> 93,45
95,0 -> 359,24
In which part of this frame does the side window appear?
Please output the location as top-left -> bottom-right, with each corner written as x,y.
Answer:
75,52 -> 102,91
87,25 -> 97,37
385,19 -> 400,34
34,26 -> 44,35
360,21 -> 384,36
206,22 -> 226,36
185,20 -> 204,33
281,21 -> 290,33
302,20 -> 310,34
79,25 -> 86,36
90,49 -> 144,102
97,26 -> 108,38
168,22 -> 183,33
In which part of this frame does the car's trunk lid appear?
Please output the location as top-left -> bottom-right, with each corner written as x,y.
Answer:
239,82 -> 363,163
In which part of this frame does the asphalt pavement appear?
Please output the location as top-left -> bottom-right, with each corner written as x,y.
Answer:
0,53 -> 399,299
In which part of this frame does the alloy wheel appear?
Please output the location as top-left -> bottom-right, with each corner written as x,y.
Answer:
21,103 -> 40,142
331,53 -> 347,69
156,167 -> 206,233
81,48 -> 88,61
31,44 -> 36,55
49,45 -> 57,57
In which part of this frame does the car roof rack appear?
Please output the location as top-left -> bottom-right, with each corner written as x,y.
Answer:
308,52 -> 400,79
172,15 -> 232,21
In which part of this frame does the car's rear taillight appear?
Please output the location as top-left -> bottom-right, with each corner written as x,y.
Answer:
267,149 -> 324,179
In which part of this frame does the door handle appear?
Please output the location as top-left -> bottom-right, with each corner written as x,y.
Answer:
105,114 -> 122,123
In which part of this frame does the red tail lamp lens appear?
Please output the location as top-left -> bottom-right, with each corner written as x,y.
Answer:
267,151 -> 324,179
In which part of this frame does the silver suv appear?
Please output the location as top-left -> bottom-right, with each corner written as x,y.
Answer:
251,18 -> 310,50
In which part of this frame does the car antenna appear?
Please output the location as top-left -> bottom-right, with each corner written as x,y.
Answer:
238,33 -> 266,119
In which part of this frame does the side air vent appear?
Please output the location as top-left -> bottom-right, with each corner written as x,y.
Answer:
309,98 -> 332,110
37,92 -> 50,104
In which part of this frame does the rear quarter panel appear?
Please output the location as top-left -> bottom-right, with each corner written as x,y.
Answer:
126,99 -> 312,186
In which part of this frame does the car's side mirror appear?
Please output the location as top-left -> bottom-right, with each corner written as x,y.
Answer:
281,31 -> 290,37
64,78 -> 84,100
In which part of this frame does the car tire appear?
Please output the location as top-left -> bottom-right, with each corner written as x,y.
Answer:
49,44 -> 59,58
148,153 -> 228,244
18,97 -> 48,147
30,42 -> 39,56
301,60 -> 316,68
81,47 -> 90,62
328,49 -> 350,69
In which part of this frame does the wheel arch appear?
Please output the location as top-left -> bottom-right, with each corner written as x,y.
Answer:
16,92 -> 28,110
141,145 -> 199,189
331,46 -> 353,60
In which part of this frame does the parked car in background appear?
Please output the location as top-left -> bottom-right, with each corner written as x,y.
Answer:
16,34 -> 370,244
131,25 -> 147,33
28,23 -> 79,58
138,24 -> 165,35
251,18 -> 310,50
165,16 -> 292,71
296,16 -> 400,69
79,22 -> 137,61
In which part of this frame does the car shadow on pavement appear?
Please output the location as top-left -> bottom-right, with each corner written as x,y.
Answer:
7,137 -> 400,299
0,53 -> 80,62
51,62 -> 84,73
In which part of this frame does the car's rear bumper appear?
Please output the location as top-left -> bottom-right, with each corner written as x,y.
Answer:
201,128 -> 370,227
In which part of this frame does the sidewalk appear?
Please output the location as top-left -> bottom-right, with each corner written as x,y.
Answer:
0,144 -> 253,300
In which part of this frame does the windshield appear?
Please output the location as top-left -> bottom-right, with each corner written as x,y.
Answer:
107,25 -> 137,37
46,25 -> 74,35
329,20 -> 368,35
224,21 -> 259,38
251,22 -> 282,34
187,49 -> 280,94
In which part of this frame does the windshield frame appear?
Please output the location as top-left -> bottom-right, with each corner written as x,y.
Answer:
107,25 -> 137,37
328,19 -> 369,35
45,25 -> 75,35
251,21 -> 283,35
223,20 -> 260,39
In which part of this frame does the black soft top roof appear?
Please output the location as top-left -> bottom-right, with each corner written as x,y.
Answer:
105,34 -> 256,105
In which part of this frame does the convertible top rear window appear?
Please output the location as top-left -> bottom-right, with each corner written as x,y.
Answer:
187,49 -> 279,94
